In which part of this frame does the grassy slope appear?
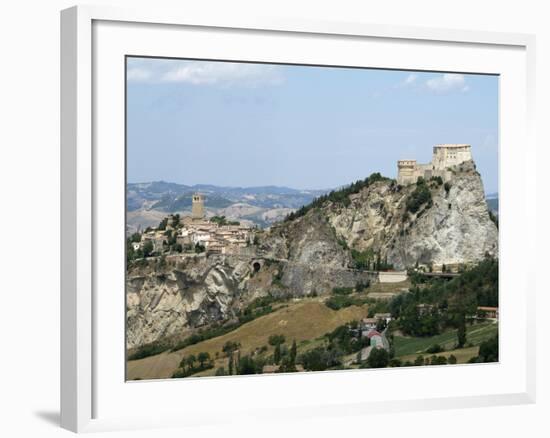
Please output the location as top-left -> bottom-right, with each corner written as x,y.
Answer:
393,321 -> 498,358
127,299 -> 369,380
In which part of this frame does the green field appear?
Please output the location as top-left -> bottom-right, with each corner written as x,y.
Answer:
394,321 -> 498,358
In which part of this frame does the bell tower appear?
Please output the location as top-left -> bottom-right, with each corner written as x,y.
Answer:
191,193 -> 205,220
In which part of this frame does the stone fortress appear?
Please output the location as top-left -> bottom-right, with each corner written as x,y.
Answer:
397,144 -> 473,185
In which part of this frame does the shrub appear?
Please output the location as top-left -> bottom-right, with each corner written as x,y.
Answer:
332,287 -> 354,296
426,344 -> 443,354
128,340 -> 170,361
406,181 -> 432,214
363,348 -> 389,368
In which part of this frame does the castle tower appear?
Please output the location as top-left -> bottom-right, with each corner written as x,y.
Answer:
397,159 -> 418,185
432,144 -> 472,170
191,193 -> 205,220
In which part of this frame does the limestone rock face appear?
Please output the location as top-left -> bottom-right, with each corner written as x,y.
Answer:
326,161 -> 498,269
126,255 -> 254,349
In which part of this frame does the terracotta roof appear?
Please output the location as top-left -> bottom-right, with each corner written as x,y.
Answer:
366,330 -> 382,338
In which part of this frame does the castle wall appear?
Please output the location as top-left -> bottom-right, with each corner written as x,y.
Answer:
397,144 -> 472,185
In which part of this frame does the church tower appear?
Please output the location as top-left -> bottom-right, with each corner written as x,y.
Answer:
191,193 -> 205,220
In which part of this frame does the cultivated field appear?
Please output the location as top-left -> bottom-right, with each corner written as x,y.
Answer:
393,321 -> 498,359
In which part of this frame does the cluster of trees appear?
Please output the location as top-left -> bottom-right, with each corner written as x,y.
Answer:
300,322 -> 369,371
172,352 -> 214,378
127,339 -> 171,361
388,258 -> 498,347
285,173 -> 392,222
325,295 -> 370,311
126,231 -> 155,264
210,215 -> 240,226
351,249 -> 393,271
360,347 -> 390,368
214,335 -> 300,376
468,335 -> 498,363
405,177 -> 433,214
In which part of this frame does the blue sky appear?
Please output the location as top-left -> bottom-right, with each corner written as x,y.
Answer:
127,57 -> 499,194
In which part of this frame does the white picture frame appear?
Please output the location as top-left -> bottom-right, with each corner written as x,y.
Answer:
61,4 -> 537,433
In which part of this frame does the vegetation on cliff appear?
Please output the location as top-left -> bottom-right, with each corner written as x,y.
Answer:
284,172 -> 392,222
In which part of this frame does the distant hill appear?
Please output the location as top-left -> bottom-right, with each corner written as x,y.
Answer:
126,181 -> 329,232
486,194 -> 498,216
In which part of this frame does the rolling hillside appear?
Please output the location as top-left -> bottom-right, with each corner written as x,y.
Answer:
127,299 -> 369,380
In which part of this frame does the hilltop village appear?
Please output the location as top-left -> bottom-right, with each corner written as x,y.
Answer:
128,193 -> 254,259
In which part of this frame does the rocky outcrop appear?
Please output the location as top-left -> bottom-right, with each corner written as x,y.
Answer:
126,255 -> 255,348
326,160 -> 498,269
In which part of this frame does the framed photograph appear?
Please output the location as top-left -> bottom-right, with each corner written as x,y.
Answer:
61,5 -> 536,432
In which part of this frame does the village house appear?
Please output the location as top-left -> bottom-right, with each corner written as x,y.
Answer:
366,330 -> 384,349
361,318 -> 378,335
477,306 -> 499,319
374,313 -> 392,325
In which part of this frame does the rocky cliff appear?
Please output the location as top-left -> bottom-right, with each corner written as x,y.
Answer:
326,160 -> 498,269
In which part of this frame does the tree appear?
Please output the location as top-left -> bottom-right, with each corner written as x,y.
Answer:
414,355 -> 425,366
194,243 -> 205,253
268,334 -> 285,347
389,358 -> 402,367
185,354 -> 196,371
172,214 -> 180,227
237,355 -> 257,375
222,341 -> 239,356
448,354 -> 457,365
456,313 -> 467,348
274,343 -> 281,364
157,218 -> 168,231
477,335 -> 498,362
126,239 -> 135,264
142,240 -> 154,257
365,348 -> 389,368
197,352 -> 210,368
290,340 -> 297,367
228,352 -> 234,375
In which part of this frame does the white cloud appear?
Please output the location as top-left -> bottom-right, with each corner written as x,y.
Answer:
126,68 -> 152,82
404,73 -> 417,85
126,59 -> 284,87
395,73 -> 417,89
425,73 -> 469,93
